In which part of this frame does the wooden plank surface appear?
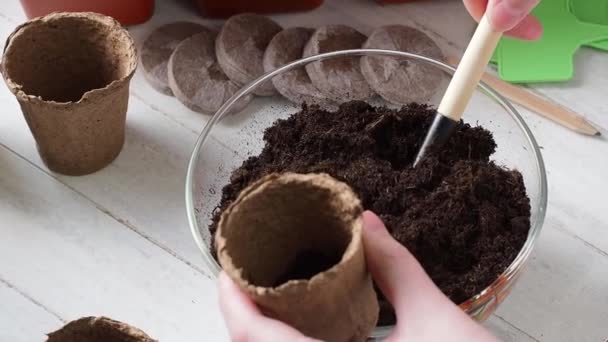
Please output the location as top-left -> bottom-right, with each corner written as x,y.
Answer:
0,0 -> 607,341
0,279 -> 64,342
0,146 -> 227,341
484,316 -> 538,342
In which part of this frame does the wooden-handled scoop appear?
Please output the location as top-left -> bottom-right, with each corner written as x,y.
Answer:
414,15 -> 502,167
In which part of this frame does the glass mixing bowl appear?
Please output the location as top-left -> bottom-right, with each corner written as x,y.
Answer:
186,50 -> 547,338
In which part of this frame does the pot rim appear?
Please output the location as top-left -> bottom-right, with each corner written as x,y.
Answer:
1,11 -> 137,107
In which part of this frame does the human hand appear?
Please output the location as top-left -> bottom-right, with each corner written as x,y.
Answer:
218,271 -> 321,341
463,0 -> 542,40
218,210 -> 498,342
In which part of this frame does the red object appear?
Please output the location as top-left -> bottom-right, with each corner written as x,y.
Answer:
194,0 -> 324,18
19,0 -> 154,25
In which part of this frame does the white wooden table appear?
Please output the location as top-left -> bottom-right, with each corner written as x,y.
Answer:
1,1 -> 607,341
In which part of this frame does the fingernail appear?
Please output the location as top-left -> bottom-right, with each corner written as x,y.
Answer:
501,0 -> 530,16
363,211 -> 386,232
489,0 -> 539,31
219,271 -> 232,288
526,22 -> 543,40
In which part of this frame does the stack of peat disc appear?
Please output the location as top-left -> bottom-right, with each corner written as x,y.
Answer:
140,14 -> 446,115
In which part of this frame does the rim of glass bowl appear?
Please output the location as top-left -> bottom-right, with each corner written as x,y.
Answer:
185,49 -> 548,325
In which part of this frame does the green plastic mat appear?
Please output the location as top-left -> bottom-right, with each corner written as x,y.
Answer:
490,0 -> 608,83
570,0 -> 608,50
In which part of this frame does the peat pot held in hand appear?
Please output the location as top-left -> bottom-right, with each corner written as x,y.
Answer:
2,12 -> 137,175
216,172 -> 378,342
186,50 -> 548,339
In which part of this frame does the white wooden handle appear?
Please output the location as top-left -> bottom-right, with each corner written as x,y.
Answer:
438,15 -> 502,121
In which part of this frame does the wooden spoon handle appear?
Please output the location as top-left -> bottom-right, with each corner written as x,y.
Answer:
438,15 -> 502,121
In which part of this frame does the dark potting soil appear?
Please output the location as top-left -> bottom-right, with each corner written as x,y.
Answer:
210,101 -> 531,326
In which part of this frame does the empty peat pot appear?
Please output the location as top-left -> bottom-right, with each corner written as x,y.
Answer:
46,316 -> 156,342
1,12 -> 137,175
216,173 -> 379,342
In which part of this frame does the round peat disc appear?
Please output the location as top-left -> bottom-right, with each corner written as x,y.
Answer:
216,13 -> 282,96
361,25 -> 445,105
303,25 -> 375,102
168,30 -> 252,114
141,22 -> 209,95
263,27 -> 330,106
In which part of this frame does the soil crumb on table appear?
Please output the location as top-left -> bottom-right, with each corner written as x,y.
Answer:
210,101 -> 531,325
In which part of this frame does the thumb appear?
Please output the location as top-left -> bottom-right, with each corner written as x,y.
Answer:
362,211 -> 440,316
362,211 -> 498,341
488,0 -> 540,32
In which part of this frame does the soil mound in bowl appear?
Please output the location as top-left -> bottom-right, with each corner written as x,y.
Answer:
210,101 -> 531,325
